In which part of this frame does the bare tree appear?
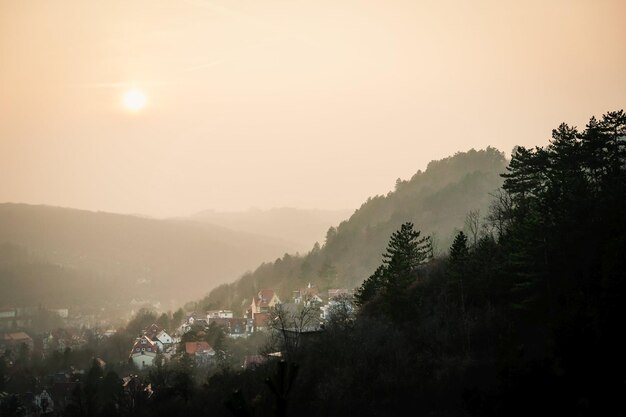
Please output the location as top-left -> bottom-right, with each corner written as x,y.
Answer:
325,293 -> 355,330
430,231 -> 442,258
267,297 -> 320,357
464,210 -> 481,247
486,189 -> 514,240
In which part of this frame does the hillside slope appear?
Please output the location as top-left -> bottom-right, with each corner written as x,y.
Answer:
0,204 -> 299,310
198,147 -> 508,312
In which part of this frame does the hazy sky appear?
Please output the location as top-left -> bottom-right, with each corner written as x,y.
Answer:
1,0 -> 624,217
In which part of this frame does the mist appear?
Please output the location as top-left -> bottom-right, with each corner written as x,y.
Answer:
1,1 -> 624,415
1,0 -> 625,217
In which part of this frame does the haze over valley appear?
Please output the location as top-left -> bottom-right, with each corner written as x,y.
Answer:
188,207 -> 352,252
1,0 -> 624,415
0,203 -> 320,310
0,147 -> 504,315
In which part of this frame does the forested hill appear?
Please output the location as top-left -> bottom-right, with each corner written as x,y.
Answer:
198,147 -> 508,312
0,204 -> 299,309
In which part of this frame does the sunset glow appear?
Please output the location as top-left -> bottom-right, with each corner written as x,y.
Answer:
1,0 -> 625,217
122,89 -> 146,111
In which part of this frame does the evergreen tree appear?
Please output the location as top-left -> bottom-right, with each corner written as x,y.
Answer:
449,231 -> 469,265
356,222 -> 432,321
448,231 -> 471,353
382,223 -> 432,299
83,359 -> 104,417
354,265 -> 387,307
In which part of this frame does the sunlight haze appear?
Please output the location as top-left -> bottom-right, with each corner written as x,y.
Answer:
1,0 -> 624,217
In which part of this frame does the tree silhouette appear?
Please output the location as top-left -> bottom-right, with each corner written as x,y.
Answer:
356,222 -> 432,321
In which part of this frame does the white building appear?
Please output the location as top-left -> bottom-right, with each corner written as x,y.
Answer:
153,330 -> 174,352
320,298 -> 354,321
34,390 -> 54,414
129,336 -> 158,369
207,310 -> 234,320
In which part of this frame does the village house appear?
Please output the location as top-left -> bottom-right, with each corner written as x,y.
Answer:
253,313 -> 271,332
226,318 -> 247,338
143,323 -> 177,350
194,318 -> 209,327
101,329 -> 117,338
154,330 -> 175,352
0,308 -> 34,330
245,289 -> 281,333
50,308 -> 69,319
175,312 -> 203,336
185,341 -> 215,365
320,300 -> 355,321
179,312 -> 209,330
185,312 -> 202,325
34,389 -> 54,415
1,331 -> 34,351
328,288 -> 352,300
42,328 -> 86,354
206,310 -> 233,320
247,289 -> 280,319
207,317 -> 248,338
293,283 -> 324,306
0,308 -> 17,331
320,289 -> 354,321
176,322 -> 192,336
129,335 -> 158,369
144,323 -> 162,339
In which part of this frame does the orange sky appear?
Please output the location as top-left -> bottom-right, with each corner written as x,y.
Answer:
1,0 -> 624,217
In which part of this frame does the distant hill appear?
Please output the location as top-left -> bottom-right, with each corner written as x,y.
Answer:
189,208 -> 352,252
0,204 -> 301,311
195,147 -> 508,313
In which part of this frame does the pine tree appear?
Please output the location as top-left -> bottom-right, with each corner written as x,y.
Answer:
448,231 -> 471,353
355,222 -> 432,321
354,265 -> 387,307
383,222 -> 432,294
449,231 -> 469,265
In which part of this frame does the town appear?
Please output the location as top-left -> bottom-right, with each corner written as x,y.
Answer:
0,285 -> 354,415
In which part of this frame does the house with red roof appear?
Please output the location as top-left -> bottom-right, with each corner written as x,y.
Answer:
246,289 -> 280,333
185,341 -> 215,365
144,323 -> 162,339
1,331 -> 34,351
129,335 -> 158,369
293,283 -> 323,306
250,289 -> 281,315
142,323 -> 175,353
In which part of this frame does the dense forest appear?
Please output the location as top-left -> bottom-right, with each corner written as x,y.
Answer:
198,147 -> 507,313
1,110 -> 624,416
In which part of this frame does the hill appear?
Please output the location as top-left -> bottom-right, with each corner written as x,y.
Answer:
189,208 -> 352,252
196,147 -> 508,312
0,204 -> 301,312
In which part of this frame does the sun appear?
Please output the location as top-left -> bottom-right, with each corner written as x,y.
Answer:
122,89 -> 147,111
